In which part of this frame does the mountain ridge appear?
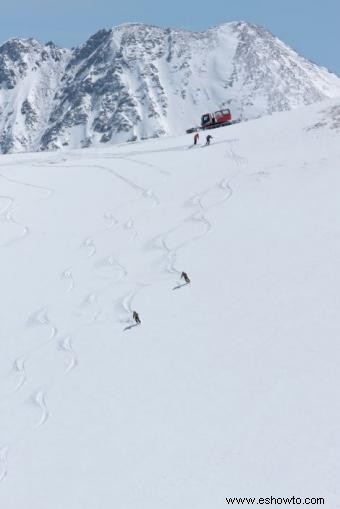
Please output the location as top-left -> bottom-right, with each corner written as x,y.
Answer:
0,21 -> 339,153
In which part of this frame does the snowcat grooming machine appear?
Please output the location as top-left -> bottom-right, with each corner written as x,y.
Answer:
201,109 -> 232,129
186,108 -> 233,134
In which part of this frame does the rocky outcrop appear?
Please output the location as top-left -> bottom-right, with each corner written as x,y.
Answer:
0,22 -> 340,153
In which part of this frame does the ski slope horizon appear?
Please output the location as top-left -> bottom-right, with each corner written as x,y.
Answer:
0,98 -> 339,508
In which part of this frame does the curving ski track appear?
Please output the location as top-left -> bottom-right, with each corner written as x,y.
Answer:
82,237 -> 97,258
119,283 -> 151,326
153,140 -> 244,277
0,445 -> 8,483
0,172 -> 54,246
0,137 -> 246,483
0,172 -> 54,198
32,390 -> 49,429
12,357 -> 27,393
58,336 -> 78,374
0,195 -> 30,247
1,308 -> 60,399
94,254 -> 128,282
61,268 -> 75,292
99,153 -> 171,178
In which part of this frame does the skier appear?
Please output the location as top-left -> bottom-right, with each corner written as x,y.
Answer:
194,132 -> 199,145
205,134 -> 213,146
132,310 -> 141,325
181,271 -> 190,284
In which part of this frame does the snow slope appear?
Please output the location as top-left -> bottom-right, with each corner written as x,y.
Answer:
1,21 -> 340,153
0,98 -> 339,508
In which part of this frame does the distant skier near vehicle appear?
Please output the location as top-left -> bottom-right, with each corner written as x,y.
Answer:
205,134 -> 213,146
181,271 -> 190,284
132,310 -> 141,325
194,132 -> 199,145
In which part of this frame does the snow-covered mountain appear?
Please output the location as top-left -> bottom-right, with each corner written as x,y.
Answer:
0,98 -> 339,508
1,21 -> 340,153
0,39 -> 70,153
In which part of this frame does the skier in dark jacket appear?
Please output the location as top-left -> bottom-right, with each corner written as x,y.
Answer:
194,132 -> 199,145
205,134 -> 213,145
132,310 -> 141,324
181,271 -> 190,284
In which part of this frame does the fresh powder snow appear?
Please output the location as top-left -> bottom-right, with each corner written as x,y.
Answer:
0,98 -> 339,507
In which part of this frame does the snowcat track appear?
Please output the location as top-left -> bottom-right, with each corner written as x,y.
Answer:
186,121 -> 238,134
202,121 -> 233,130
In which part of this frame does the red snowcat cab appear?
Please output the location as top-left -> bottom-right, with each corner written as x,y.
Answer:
201,108 -> 232,129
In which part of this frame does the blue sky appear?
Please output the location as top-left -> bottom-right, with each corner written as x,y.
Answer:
1,0 -> 339,73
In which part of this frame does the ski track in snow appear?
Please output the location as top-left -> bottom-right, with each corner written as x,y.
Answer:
155,178 -> 231,275
32,390 -> 49,429
0,151 -> 164,407
154,232 -> 178,274
0,303 -> 69,479
0,445 -> 8,483
75,185 -> 137,324
225,143 -> 248,168
68,160 -> 160,277
0,357 -> 27,404
0,332 -> 79,476
99,153 -> 171,178
12,357 -> 27,393
0,171 -> 54,198
82,292 -> 97,306
119,283 -> 151,326
0,170 -> 54,247
0,331 -> 77,479
97,139 -> 238,161
91,163 -> 160,207
155,210 -> 212,275
76,141 -> 244,311
154,140 -> 244,276
61,268 -> 75,292
122,289 -> 137,315
0,196 -> 12,216
101,198 -> 137,231
0,307 -> 59,400
52,162 -> 160,208
76,250 -> 129,325
0,138 -> 246,481
0,195 -> 30,246
94,254 -> 128,282
82,237 -> 97,258
5,205 -> 29,244
27,307 -> 58,342
103,211 -> 119,230
56,158 -> 160,327
58,336 -> 78,374
79,207 -> 118,261
124,218 -> 138,241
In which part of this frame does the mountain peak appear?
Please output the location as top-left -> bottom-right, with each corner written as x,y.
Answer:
0,21 -> 340,153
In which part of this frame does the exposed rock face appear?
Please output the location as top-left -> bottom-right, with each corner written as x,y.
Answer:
0,22 -> 340,153
0,38 -> 70,153
307,102 -> 340,132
